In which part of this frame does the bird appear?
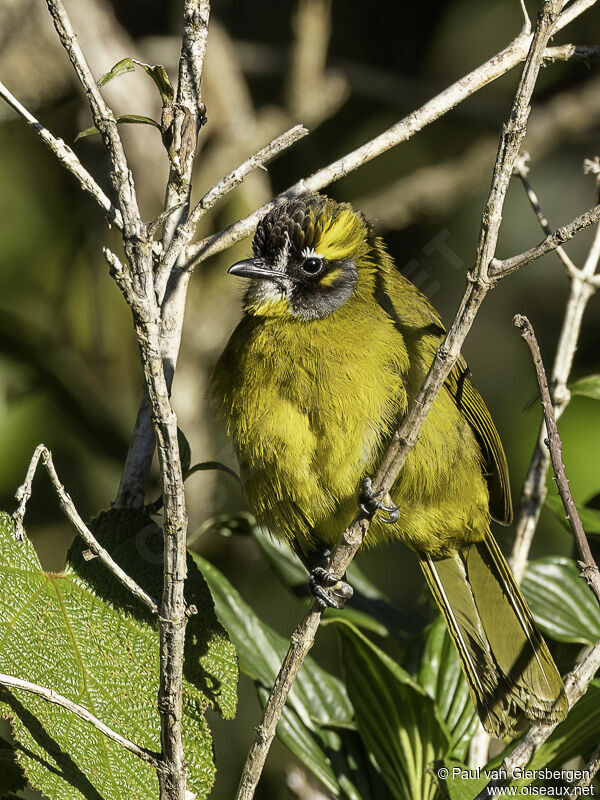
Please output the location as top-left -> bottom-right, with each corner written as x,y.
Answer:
209,193 -> 567,738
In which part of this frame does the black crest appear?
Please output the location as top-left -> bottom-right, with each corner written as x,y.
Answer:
253,195 -> 326,261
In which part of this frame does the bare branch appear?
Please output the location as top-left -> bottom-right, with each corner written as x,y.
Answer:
185,0 -> 597,267
234,3 -> 570,798
12,444 -> 159,615
514,315 -> 600,602
509,167 -> 600,582
490,202 -> 600,277
157,124 -> 309,298
514,153 -> 579,276
44,0 -> 142,235
519,0 -> 532,34
474,641 -> 600,799
0,672 -> 160,767
566,743 -> 600,798
0,79 -> 123,228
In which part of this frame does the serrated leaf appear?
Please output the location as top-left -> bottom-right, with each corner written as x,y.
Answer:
569,374 -> 600,401
0,735 -> 26,794
546,494 -> 600,537
521,556 -> 600,645
0,510 -> 237,800
417,615 -> 478,763
338,621 -> 449,800
97,57 -> 136,87
75,114 -> 161,142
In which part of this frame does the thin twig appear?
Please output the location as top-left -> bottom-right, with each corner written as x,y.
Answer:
514,315 -> 600,602
44,0 -> 142,238
514,153 -> 579,277
509,166 -> 600,582
12,444 -> 159,615
156,124 -> 309,301
0,672 -> 160,767
0,80 -> 123,229
490,202 -> 600,277
234,3 -> 568,798
185,0 -> 596,268
566,742 -> 600,798
474,640 -> 600,799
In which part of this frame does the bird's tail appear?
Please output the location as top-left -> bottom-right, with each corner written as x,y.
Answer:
418,534 -> 568,738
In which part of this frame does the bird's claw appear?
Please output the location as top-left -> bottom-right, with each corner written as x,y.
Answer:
309,566 -> 353,609
359,476 -> 400,524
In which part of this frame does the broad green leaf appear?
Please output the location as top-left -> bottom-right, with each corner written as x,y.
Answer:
75,114 -> 161,142
522,556 -> 600,645
256,685 -> 340,796
193,554 -> 352,729
97,57 -> 136,87
435,761 -> 489,800
338,621 -> 448,800
0,735 -> 26,795
0,510 -> 237,800
511,681 -> 600,787
569,374 -> 600,401
194,554 -> 371,797
546,494 -> 600,538
417,615 -> 478,762
250,523 -> 420,641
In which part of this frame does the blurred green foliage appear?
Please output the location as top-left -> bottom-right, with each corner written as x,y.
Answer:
0,0 -> 599,798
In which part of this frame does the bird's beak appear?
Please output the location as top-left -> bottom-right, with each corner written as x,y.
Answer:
227,258 -> 283,282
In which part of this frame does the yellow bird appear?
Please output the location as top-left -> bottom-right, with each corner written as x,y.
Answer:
210,194 -> 567,737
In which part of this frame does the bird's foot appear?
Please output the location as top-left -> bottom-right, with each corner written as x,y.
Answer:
309,566 -> 353,609
359,476 -> 400,524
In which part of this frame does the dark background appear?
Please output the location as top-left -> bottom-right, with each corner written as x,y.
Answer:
0,1 -> 599,798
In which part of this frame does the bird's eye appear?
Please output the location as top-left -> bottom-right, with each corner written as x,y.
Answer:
301,257 -> 323,275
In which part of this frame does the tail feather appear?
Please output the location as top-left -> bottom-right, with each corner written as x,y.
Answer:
419,536 -> 567,738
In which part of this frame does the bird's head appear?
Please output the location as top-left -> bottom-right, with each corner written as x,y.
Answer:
228,194 -> 385,319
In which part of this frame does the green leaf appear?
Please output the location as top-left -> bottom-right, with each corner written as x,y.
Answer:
569,374 -> 600,401
97,57 -> 136,87
185,461 -> 241,485
417,615 -> 478,762
133,61 -> 175,106
97,58 -> 174,106
193,554 -> 352,729
338,621 -> 448,800
249,523 -> 420,642
526,680 -> 600,776
0,510 -> 237,800
435,761 -> 489,800
546,494 -> 600,538
0,735 -> 26,795
75,114 -> 161,142
193,553 -> 371,797
177,426 -> 192,473
256,685 -> 340,795
521,556 -> 600,645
